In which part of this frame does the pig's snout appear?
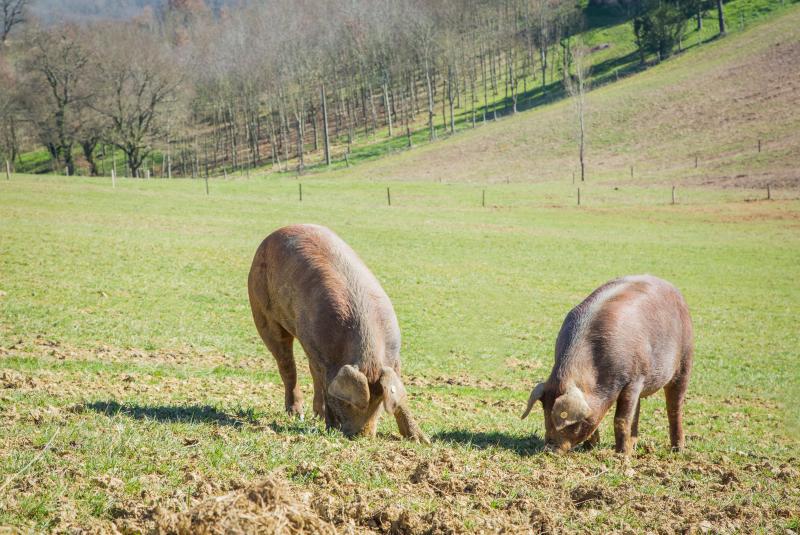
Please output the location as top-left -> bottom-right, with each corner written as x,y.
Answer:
544,441 -> 572,454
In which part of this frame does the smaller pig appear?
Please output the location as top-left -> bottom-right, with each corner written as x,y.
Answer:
522,275 -> 693,455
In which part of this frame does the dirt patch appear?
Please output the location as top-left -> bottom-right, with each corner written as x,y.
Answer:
0,369 -> 38,389
152,475 -> 336,535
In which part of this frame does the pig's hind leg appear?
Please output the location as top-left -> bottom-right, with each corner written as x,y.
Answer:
664,374 -> 689,451
254,316 -> 304,417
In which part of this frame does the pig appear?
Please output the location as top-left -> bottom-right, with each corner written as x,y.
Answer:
521,275 -> 693,455
247,224 -> 429,443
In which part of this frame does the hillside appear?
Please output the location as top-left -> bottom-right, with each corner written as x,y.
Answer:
332,5 -> 800,188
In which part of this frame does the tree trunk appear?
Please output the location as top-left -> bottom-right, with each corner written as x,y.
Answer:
716,0 -> 726,35
382,81 -> 393,137
424,57 -> 436,141
579,111 -> 585,182
80,140 -> 99,176
321,84 -> 331,166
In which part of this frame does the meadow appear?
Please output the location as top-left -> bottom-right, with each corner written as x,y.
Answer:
0,172 -> 798,533
2,5 -> 800,533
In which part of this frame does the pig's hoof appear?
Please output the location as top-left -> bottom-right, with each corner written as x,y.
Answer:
415,433 -> 431,445
286,405 -> 305,419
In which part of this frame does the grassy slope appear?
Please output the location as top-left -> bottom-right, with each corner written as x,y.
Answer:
14,0 -> 797,179
1,8 -> 799,534
321,4 -> 800,188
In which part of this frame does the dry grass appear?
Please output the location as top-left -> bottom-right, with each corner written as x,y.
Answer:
337,7 -> 800,189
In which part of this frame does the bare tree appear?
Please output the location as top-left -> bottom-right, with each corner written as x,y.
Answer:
91,25 -> 181,177
1,0 -> 26,44
563,38 -> 590,182
18,25 -> 92,175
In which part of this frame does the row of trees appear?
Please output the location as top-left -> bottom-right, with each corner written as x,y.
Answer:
0,0 -> 727,178
0,0 -> 585,177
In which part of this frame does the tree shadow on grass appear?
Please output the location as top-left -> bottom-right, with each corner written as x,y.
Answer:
433,430 -> 546,457
85,400 -> 257,427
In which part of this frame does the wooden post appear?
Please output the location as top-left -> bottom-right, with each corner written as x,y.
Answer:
671,185 -> 676,205
572,171 -> 575,184
299,183 -> 302,201
204,175 -> 209,195
758,139 -> 761,153
767,184 -> 771,200
630,165 -> 634,178
482,189 -> 486,207
577,188 -> 581,206
387,187 -> 391,206
5,159 -> 10,180
695,155 -> 698,168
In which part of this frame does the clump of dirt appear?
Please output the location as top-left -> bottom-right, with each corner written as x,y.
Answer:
0,370 -> 37,389
569,484 -> 618,509
152,476 -> 336,535
409,452 -> 482,496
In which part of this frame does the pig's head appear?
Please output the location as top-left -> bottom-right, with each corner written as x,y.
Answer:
522,382 -> 596,452
326,364 -> 427,441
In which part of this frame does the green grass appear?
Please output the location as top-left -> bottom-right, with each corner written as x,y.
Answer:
0,173 -> 798,532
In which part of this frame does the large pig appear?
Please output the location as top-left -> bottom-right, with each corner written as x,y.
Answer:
522,275 -> 693,455
248,224 -> 428,443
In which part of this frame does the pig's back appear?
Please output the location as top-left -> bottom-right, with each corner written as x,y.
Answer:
249,225 -> 400,368
555,276 -> 691,393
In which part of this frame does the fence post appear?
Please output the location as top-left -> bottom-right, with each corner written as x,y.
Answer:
387,187 -> 391,206
482,189 -> 485,208
577,187 -> 581,206
299,183 -> 302,201
671,185 -> 676,205
758,140 -> 762,153
630,165 -> 634,179
767,184 -> 771,200
5,159 -> 10,180
695,155 -> 698,168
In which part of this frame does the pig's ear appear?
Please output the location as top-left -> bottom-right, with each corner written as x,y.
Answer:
521,382 -> 546,419
553,385 -> 591,431
379,367 -> 408,415
328,365 -> 370,410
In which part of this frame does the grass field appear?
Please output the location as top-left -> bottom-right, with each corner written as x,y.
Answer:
2,6 -> 800,533
1,172 -> 798,533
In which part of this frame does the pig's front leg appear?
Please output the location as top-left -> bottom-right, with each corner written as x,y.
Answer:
583,429 -> 600,450
395,405 -> 430,444
309,362 -> 325,419
614,382 -> 643,456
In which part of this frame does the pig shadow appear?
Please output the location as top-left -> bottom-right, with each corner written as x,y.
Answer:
433,430 -> 545,456
84,400 -> 256,427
